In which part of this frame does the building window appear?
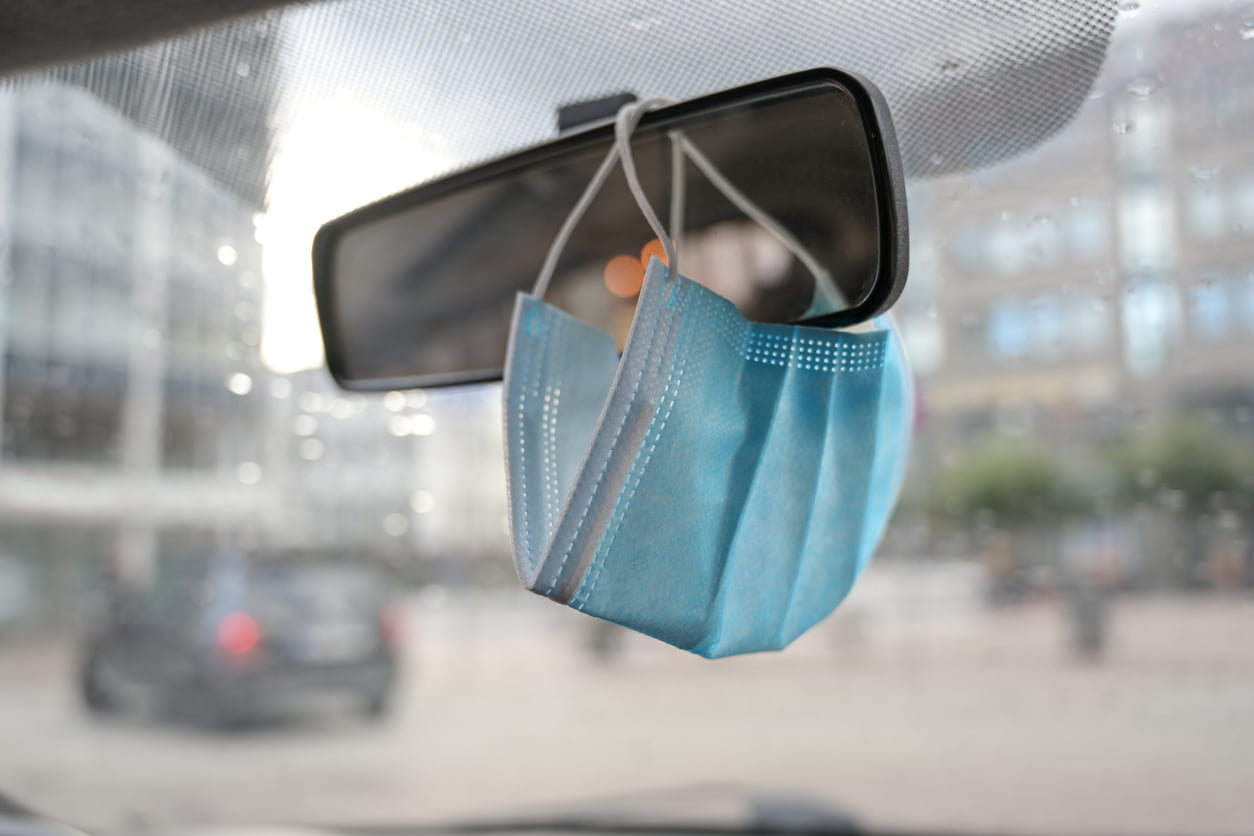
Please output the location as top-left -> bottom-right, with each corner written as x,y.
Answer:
1240,275 -> 1254,334
1118,184 -> 1176,272
1065,202 -> 1111,260
986,292 -> 1106,364
1063,293 -> 1109,355
1114,95 -> 1168,173
1185,183 -> 1227,241
1122,277 -> 1181,377
986,221 -> 1026,275
987,300 -> 1029,361
1029,295 -> 1064,358
1,354 -> 127,465
900,315 -> 944,377
1189,277 -> 1229,340
957,309 -> 988,360
1233,175 -> 1254,233
949,225 -> 986,273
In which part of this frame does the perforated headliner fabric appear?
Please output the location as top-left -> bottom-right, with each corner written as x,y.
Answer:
4,0 -> 1120,206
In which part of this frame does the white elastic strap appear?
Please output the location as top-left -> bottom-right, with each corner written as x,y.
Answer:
533,96 -> 836,312
675,134 -> 844,312
531,134 -> 627,298
667,131 -> 686,275
614,96 -> 679,272
531,96 -> 676,298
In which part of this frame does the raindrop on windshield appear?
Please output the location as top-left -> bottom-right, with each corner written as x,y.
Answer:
1127,82 -> 1155,99
410,490 -> 436,514
383,514 -> 410,537
1157,488 -> 1185,512
299,392 -> 326,413
237,462 -> 263,486
226,373 -> 253,396
389,416 -> 413,437
298,438 -> 325,461
418,584 -> 447,609
293,415 -> 318,437
626,9 -> 662,31
410,414 -> 437,436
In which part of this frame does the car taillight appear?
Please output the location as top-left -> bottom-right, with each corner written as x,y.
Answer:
381,602 -> 408,646
217,611 -> 262,656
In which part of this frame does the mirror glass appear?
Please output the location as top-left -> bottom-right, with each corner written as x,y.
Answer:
320,77 -> 885,387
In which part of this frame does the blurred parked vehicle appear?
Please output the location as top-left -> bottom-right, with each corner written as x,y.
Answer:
78,553 -> 402,727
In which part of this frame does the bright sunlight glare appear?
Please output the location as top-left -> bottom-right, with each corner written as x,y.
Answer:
261,98 -> 453,373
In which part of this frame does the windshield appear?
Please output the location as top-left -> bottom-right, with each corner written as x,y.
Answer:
1,1 -> 1252,835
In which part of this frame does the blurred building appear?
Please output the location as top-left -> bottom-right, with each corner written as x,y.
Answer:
0,80 -> 272,628
902,4 -> 1254,449
267,370 -> 512,586
0,17 -> 282,630
0,55 -> 501,632
46,17 -> 280,208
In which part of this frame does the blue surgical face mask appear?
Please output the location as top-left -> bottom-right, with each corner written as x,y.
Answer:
502,98 -> 914,658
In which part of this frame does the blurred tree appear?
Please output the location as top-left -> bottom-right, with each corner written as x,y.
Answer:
928,443 -> 1082,528
1108,419 -> 1254,588
1109,420 -> 1254,514
926,443 -> 1083,603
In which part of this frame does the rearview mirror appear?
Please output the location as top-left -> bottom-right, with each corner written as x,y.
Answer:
313,68 -> 907,390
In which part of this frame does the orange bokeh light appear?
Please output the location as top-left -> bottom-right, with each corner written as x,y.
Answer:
604,254 -> 645,298
640,238 -> 669,267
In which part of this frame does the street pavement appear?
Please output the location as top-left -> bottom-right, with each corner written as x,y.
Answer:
0,575 -> 1252,836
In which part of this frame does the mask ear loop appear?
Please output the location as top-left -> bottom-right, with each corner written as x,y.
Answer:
613,99 -> 679,274
667,131 -> 686,275
531,96 -> 676,299
672,134 -> 845,314
534,97 -> 845,316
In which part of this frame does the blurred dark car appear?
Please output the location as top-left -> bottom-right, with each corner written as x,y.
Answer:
77,553 -> 403,727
